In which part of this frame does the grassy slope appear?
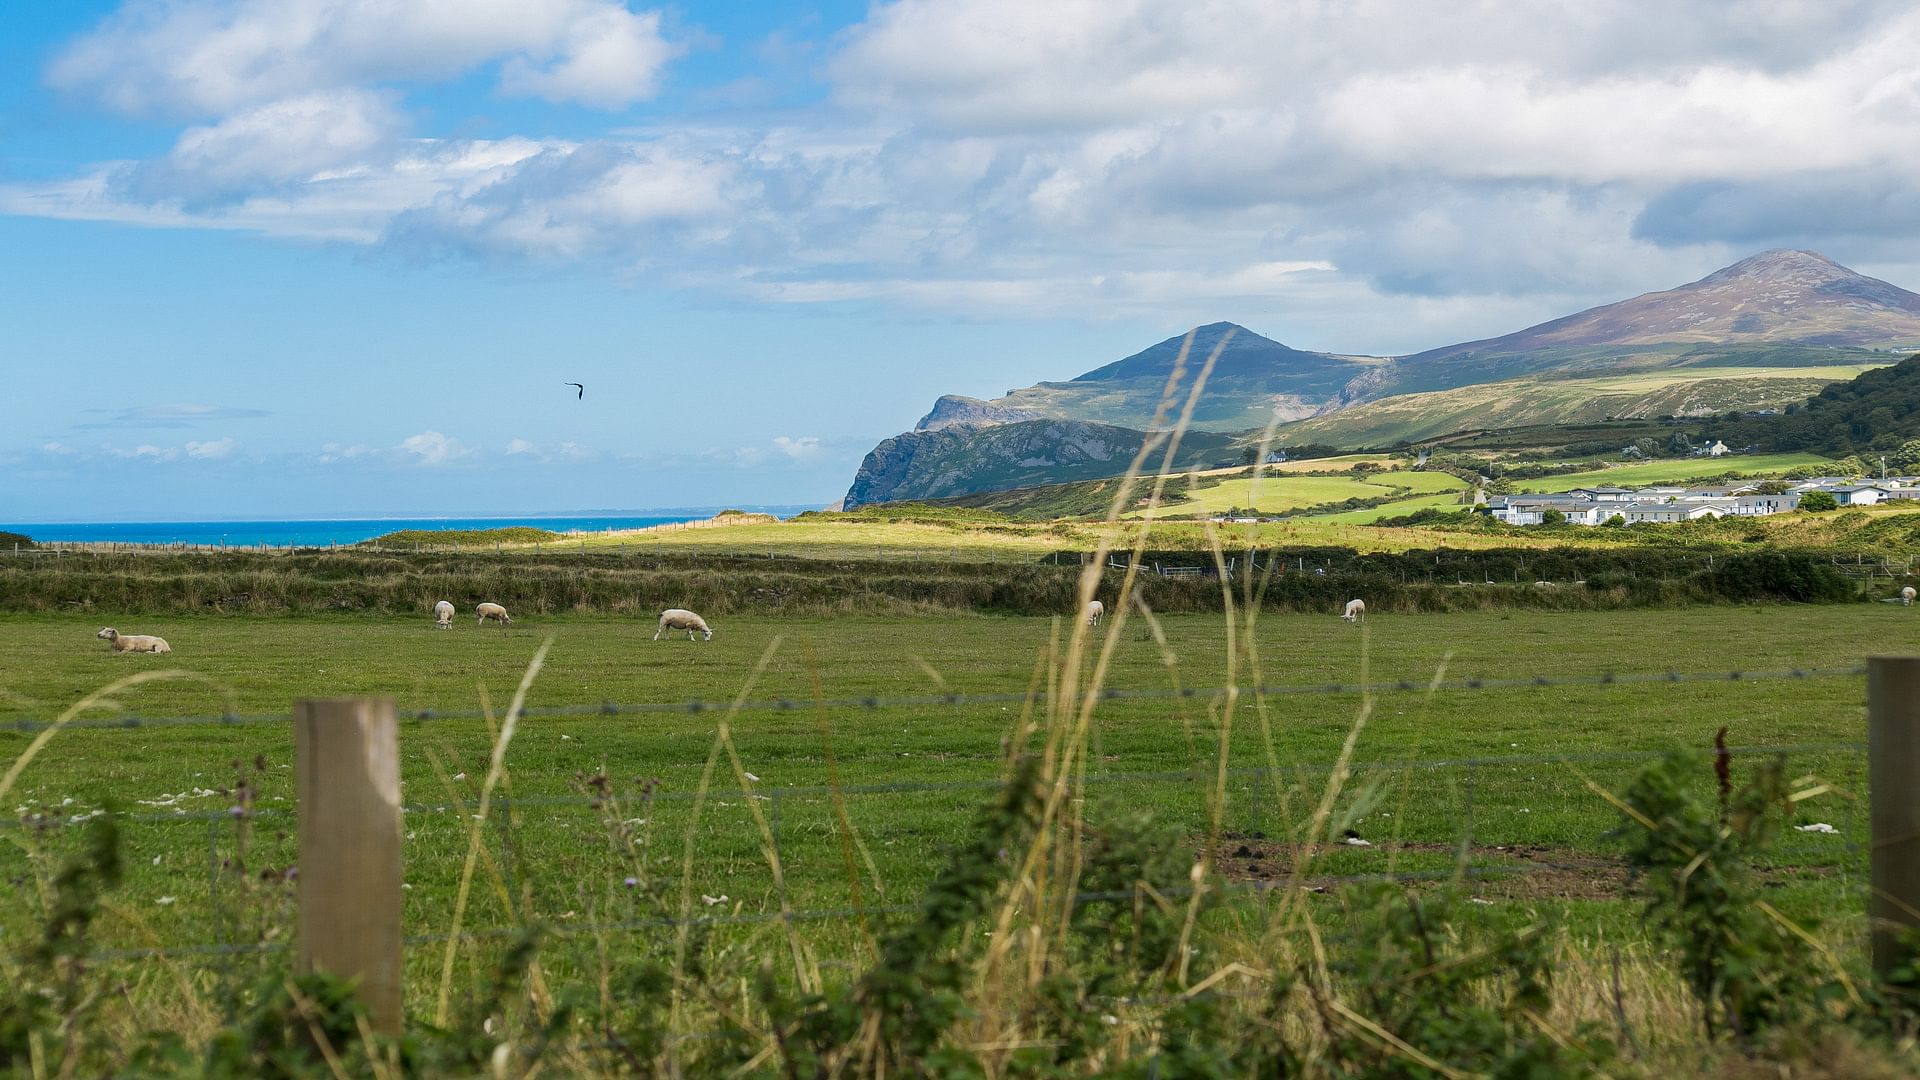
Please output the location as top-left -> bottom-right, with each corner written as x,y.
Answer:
1277,367 -> 1883,447
1515,452 -> 1834,492
1130,469 -> 1468,519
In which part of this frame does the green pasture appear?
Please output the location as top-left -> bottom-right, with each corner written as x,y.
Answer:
1129,469 -> 1469,519
0,606 -> 1890,990
1517,452 -> 1834,493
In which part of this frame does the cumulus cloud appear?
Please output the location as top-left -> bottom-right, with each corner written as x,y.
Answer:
397,430 -> 468,466
184,437 -> 238,459
772,435 -> 822,459
49,0 -> 680,116
22,0 -> 1920,347
119,89 -> 405,205
505,438 -> 539,456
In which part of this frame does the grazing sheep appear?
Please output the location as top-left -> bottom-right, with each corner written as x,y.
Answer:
1341,599 -> 1366,623
654,608 -> 713,641
434,600 -> 455,629
1904,586 -> 1916,607
1084,599 -> 1104,626
96,627 -> 171,654
476,602 -> 512,626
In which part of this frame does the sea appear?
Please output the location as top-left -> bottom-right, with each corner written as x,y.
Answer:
2,510 -> 809,548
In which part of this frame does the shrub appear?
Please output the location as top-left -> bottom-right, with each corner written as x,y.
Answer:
1799,491 -> 1839,513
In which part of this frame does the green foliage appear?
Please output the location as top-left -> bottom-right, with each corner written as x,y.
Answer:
1612,749 -> 1832,1041
1707,552 -> 1856,602
0,531 -> 33,548
1704,354 -> 1920,454
0,812 -> 122,1073
1799,491 -> 1839,513
1541,508 -> 1567,526
368,526 -> 564,546
1306,885 -> 1612,1076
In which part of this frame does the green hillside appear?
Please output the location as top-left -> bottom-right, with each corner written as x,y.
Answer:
1701,353 -> 1920,454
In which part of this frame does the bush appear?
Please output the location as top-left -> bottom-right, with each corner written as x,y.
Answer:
1799,491 -> 1839,513
0,531 -> 32,548
1707,552 -> 1856,602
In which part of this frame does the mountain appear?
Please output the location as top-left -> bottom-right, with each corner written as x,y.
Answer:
843,420 -> 1241,508
1425,250 -> 1920,357
845,251 -> 1920,507
913,322 -> 1387,435
1338,250 -> 1920,407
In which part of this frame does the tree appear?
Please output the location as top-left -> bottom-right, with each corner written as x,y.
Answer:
1889,438 -> 1920,474
1632,437 -> 1661,459
1601,515 -> 1626,528
1669,432 -> 1695,454
1239,445 -> 1261,467
1540,508 -> 1566,526
1799,490 -> 1838,513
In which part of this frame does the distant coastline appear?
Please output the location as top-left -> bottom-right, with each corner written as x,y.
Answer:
1,507 -> 814,548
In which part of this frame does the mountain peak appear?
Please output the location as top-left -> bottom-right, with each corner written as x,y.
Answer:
1699,249 -> 1855,287
1072,322 -> 1328,382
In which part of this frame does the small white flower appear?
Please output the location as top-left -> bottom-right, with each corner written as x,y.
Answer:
156,896 -> 176,906
560,735 -> 573,741
1518,809 -> 1531,814
151,855 -> 162,866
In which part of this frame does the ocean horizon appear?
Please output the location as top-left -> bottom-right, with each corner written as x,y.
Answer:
2,508 -> 816,548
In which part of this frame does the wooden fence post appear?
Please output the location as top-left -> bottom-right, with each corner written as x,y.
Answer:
1870,656 -> 1920,977
294,697 -> 405,1035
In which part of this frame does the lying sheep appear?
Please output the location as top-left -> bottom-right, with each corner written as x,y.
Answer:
1084,599 -> 1104,626
1905,586 -> 1916,607
434,600 -> 455,629
97,627 -> 171,653
1341,598 -> 1366,623
476,602 -> 512,626
654,608 -> 713,641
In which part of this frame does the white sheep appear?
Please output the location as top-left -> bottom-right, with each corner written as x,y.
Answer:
1084,599 -> 1104,626
476,602 -> 512,626
433,600 -> 455,629
1904,586 -> 1916,607
97,627 -> 171,654
1341,598 -> 1366,623
654,608 -> 713,641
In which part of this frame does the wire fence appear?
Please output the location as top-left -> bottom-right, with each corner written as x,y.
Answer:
0,663 -> 1869,733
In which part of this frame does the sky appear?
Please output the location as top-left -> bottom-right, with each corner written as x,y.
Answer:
7,0 -> 1920,520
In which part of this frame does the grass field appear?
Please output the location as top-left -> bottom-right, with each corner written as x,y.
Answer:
1,602 -> 1903,1072
1129,470 -> 1468,520
1516,451 -> 1835,492
2,607 -> 1891,956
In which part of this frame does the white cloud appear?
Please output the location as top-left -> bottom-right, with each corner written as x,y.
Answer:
499,7 -> 677,108
21,0 -> 1920,347
317,441 -> 374,464
398,430 -> 468,466
121,89 -> 404,204
504,438 -> 539,456
111,444 -> 179,462
772,435 -> 822,459
184,437 -> 237,459
49,0 -> 679,117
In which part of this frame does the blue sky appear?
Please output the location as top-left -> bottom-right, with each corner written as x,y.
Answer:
7,1 -> 1920,520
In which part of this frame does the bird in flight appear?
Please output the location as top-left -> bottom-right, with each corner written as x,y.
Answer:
564,382 -> 584,399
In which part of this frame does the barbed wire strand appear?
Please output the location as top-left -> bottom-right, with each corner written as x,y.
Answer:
0,663 -> 1869,734
1,740 -> 1868,830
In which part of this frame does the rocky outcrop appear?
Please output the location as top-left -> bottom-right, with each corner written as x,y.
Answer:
914,394 -> 1047,431
843,419 -> 1240,508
